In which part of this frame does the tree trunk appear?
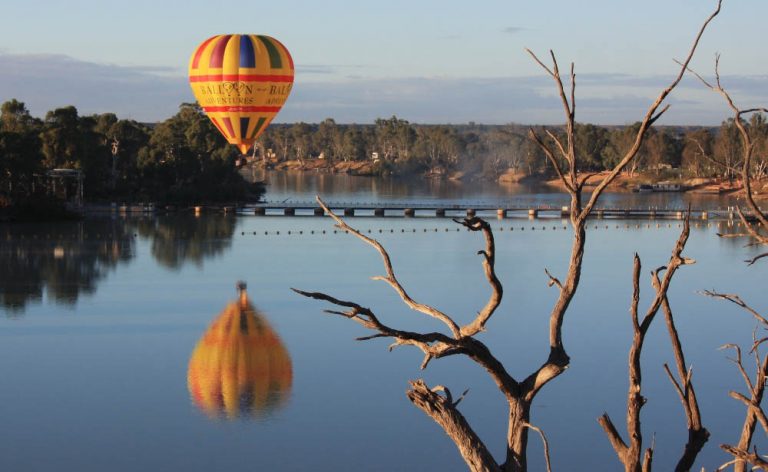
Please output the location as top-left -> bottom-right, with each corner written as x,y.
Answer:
505,399 -> 531,472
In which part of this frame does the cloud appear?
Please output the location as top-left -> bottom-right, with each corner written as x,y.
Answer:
502,26 -> 525,35
1,52 -> 765,125
0,53 -> 190,121
296,63 -> 374,76
120,64 -> 183,76
282,74 -> 768,125
296,64 -> 337,75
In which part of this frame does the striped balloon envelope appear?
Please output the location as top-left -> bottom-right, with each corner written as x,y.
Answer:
188,34 -> 294,154
187,290 -> 293,419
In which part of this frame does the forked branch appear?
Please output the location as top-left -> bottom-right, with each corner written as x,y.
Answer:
719,446 -> 768,471
715,340 -> 768,471
314,196 -> 462,338
294,200 -> 520,471
660,294 -> 709,471
522,0 -> 721,407
599,217 -> 699,472
527,0 -> 722,223
457,217 -> 504,337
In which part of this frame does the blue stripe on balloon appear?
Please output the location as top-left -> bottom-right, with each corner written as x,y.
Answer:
240,35 -> 255,68
240,117 -> 250,139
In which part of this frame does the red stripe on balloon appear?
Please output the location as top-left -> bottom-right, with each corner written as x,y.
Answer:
221,117 -> 236,138
209,35 -> 233,68
189,74 -> 293,82
209,117 -> 228,137
203,106 -> 283,113
191,36 -> 218,70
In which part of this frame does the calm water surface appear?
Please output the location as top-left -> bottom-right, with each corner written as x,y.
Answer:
1,173 -> 766,471
254,169 -> 748,210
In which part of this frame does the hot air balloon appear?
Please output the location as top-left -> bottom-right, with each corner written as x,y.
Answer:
187,285 -> 292,419
188,34 -> 294,154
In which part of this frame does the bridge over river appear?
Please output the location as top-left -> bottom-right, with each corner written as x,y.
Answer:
91,200 -> 758,221
239,200 -> 744,220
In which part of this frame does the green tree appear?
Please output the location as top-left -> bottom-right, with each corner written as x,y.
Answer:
375,116 -> 416,161
714,118 -> 743,181
289,122 -> 313,162
413,125 -> 463,172
644,129 -> 682,174
681,128 -> 716,178
341,125 -> 367,161
748,113 -> 768,178
574,123 -> 610,170
315,118 -> 344,161
40,106 -> 83,169
0,100 -> 43,200
604,123 -> 650,176
137,103 -> 259,203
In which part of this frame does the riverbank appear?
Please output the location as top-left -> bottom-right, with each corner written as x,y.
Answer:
542,171 -> 768,198
254,158 -> 767,198
261,158 -> 378,176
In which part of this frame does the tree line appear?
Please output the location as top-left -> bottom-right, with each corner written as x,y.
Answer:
0,100 -> 263,211
260,115 -> 768,181
3,97 -> 767,212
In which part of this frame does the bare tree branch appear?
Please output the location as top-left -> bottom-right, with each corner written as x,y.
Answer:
577,172 -> 601,192
544,268 -> 563,290
408,380 -> 502,472
296,3 -> 723,470
545,129 -> 570,163
715,458 -> 740,471
642,445 -> 654,472
522,422 -> 553,472
528,128 -> 574,193
729,391 -> 768,435
314,196 -> 463,338
720,445 -> 768,471
660,293 -> 709,471
702,291 -> 768,326
735,207 -> 768,246
689,137 -> 741,176
720,344 -> 755,394
683,48 -> 768,249
600,218 -> 697,471
715,342 -> 768,472
523,0 -> 721,410
458,217 -> 504,337
579,0 -> 722,219
746,252 -> 768,266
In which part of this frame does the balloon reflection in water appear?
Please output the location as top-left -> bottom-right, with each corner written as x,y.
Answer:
187,287 -> 292,419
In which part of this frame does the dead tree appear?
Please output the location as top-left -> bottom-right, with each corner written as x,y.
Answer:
685,54 -> 768,471
294,3 -> 721,471
684,57 -> 768,264
701,291 -> 768,471
598,216 -> 706,472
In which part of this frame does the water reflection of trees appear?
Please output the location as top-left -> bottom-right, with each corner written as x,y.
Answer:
0,214 -> 238,315
0,219 -> 134,313
130,214 -> 237,270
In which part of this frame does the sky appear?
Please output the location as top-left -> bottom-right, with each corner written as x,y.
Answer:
1,0 -> 766,125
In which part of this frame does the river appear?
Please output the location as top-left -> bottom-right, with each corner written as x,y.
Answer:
0,171 -> 765,471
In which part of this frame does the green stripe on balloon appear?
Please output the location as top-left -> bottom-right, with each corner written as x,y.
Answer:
256,35 -> 282,69
250,117 -> 267,139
